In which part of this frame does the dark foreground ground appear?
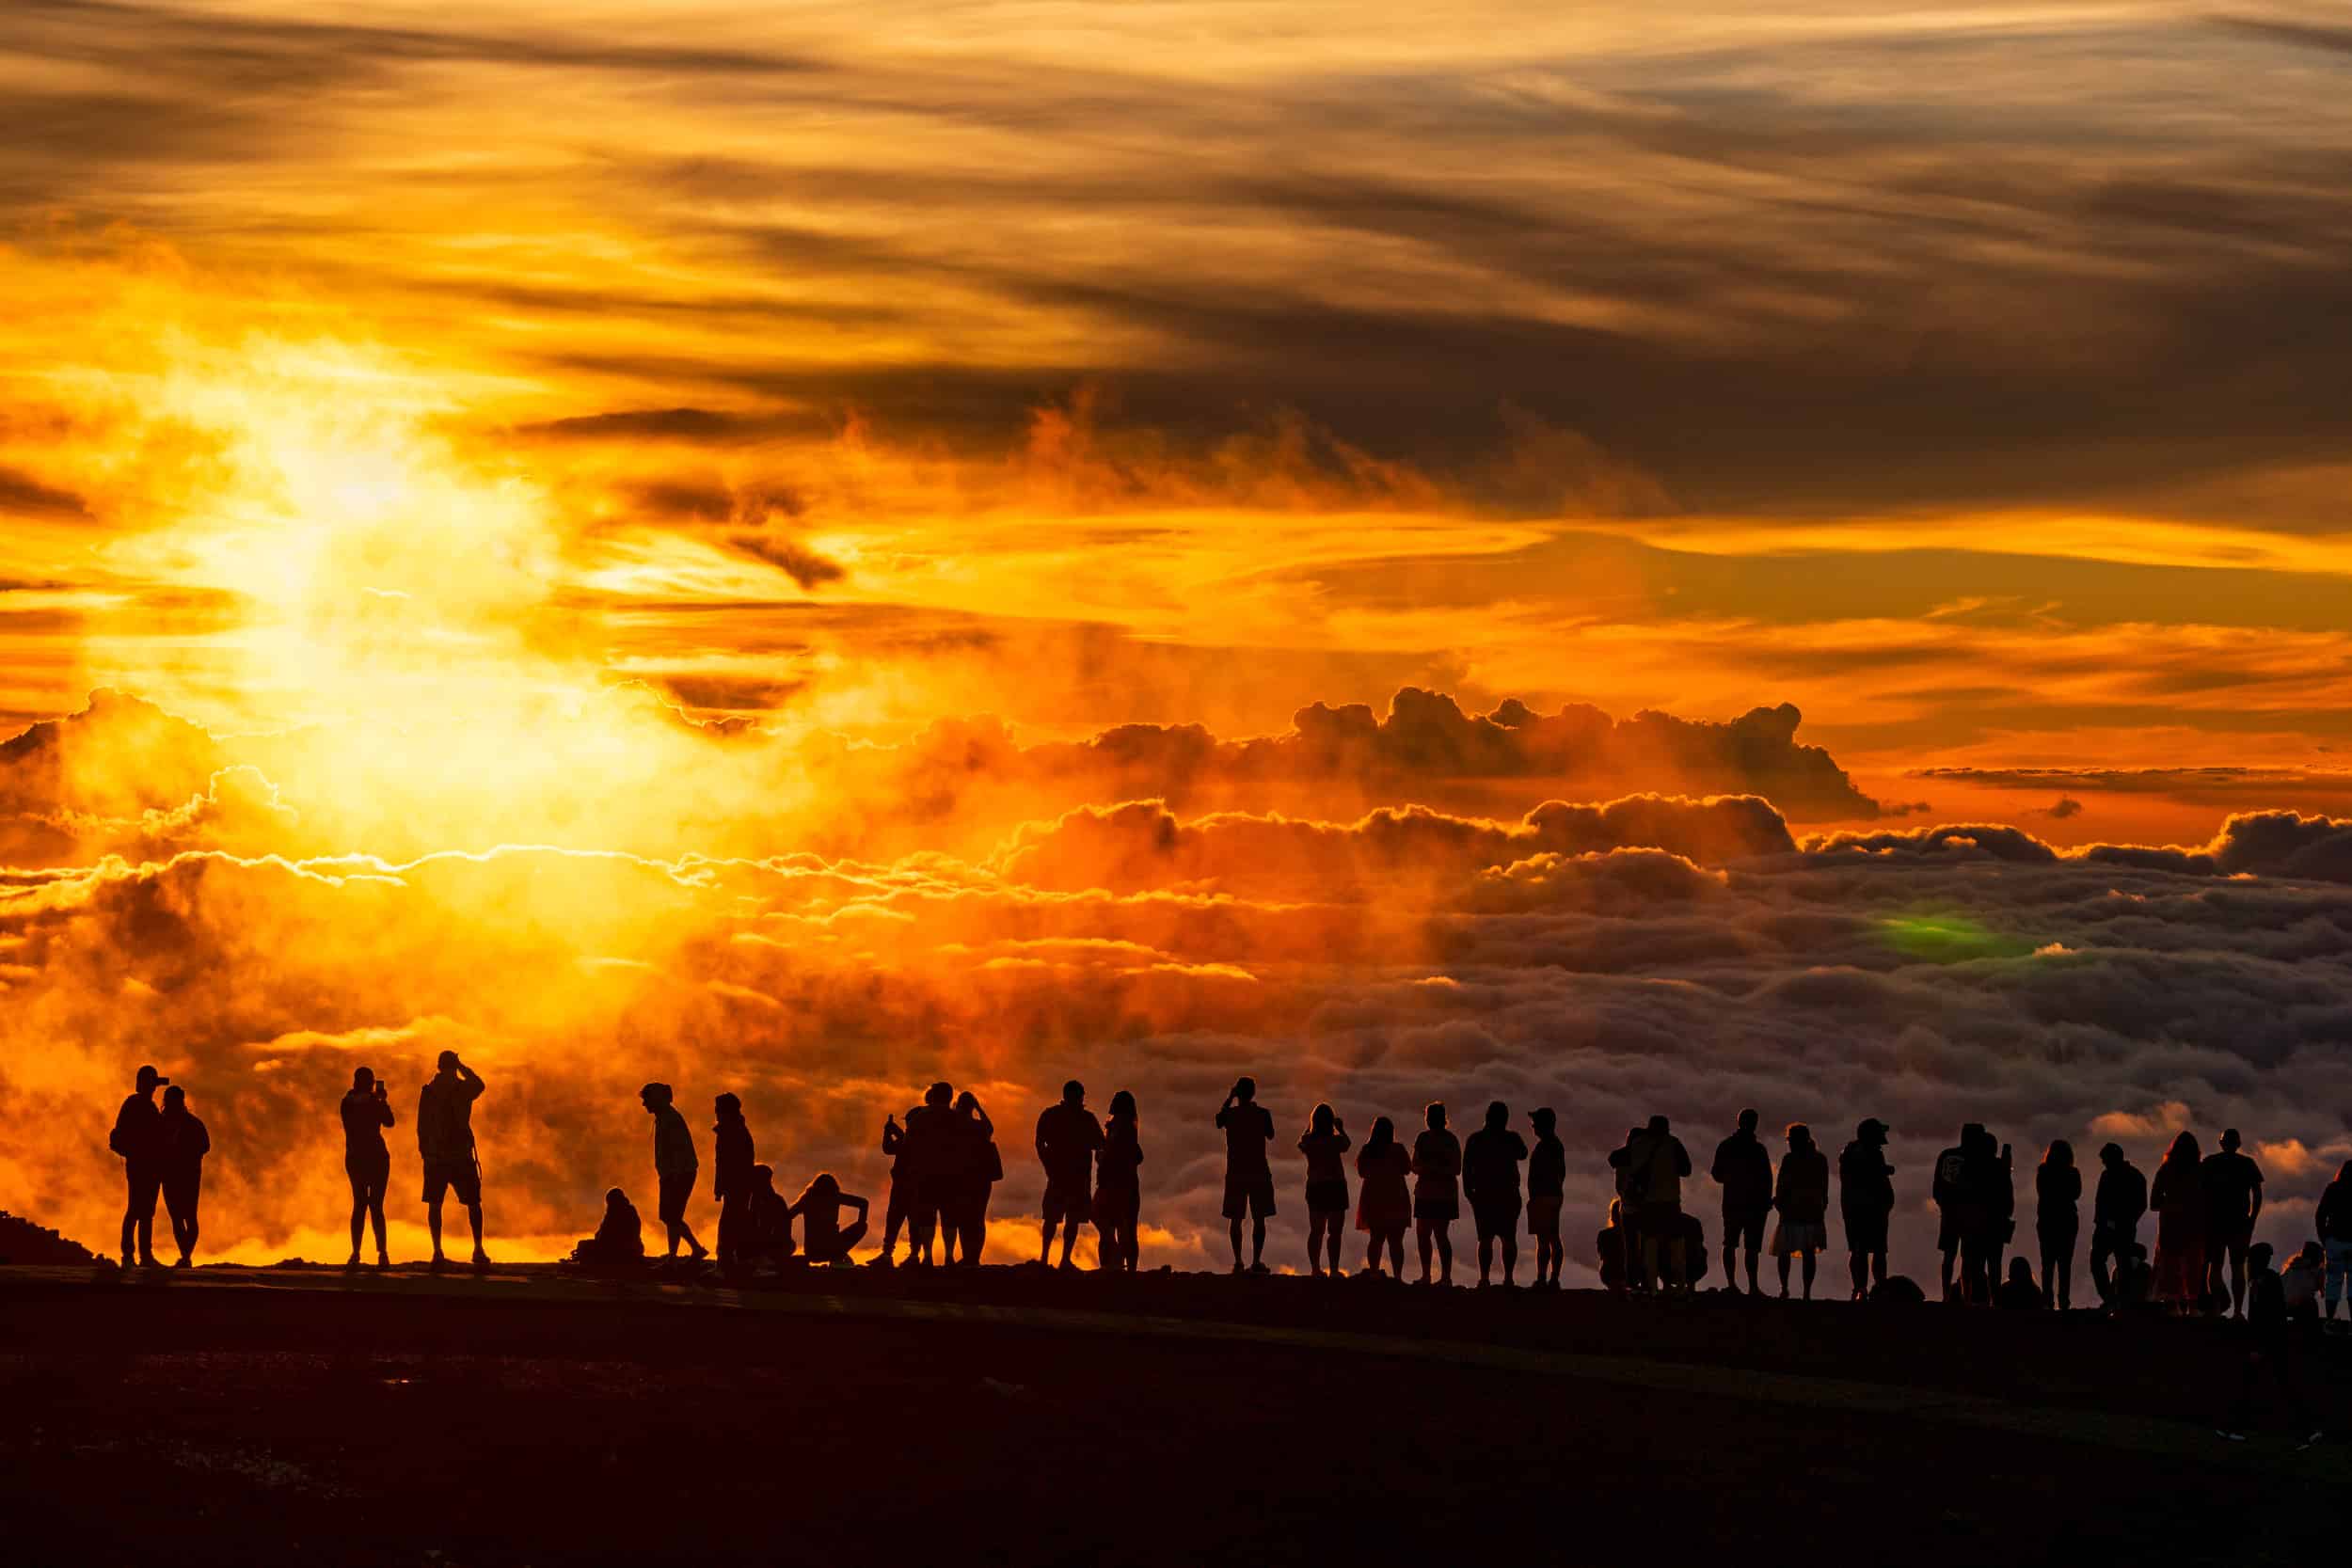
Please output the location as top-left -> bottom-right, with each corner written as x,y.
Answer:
4,1262 -> 2346,1566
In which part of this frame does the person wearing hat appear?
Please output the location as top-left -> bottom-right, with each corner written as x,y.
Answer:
1838,1118 -> 1896,1300
109,1065 -> 168,1268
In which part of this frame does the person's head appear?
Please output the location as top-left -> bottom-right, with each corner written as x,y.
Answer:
2100,1141 -> 2124,1167
1061,1079 -> 1084,1106
2249,1241 -> 2275,1273
801,1172 -> 841,1203
1425,1101 -> 1446,1131
135,1064 -> 167,1093
2296,1241 -> 2325,1270
714,1091 -> 741,1120
751,1163 -> 775,1192
605,1187 -> 628,1208
436,1050 -> 460,1075
1311,1102 -> 1336,1135
1961,1120 -> 1983,1145
1737,1108 -> 1759,1134
352,1066 -> 375,1091
2165,1130 -> 2200,1165
2339,1158 -> 2352,1185
1369,1115 -> 1395,1148
1486,1101 -> 1509,1132
954,1090 -> 978,1115
1786,1122 -> 1813,1152
1232,1076 -> 1256,1103
2008,1257 -> 2033,1285
163,1085 -> 186,1113
1857,1117 -> 1888,1146
639,1082 -> 673,1112
1108,1089 -> 1136,1122
925,1081 -> 952,1108
2043,1138 -> 2074,1168
1531,1106 -> 1556,1137
2219,1127 -> 2241,1153
1646,1114 -> 1670,1136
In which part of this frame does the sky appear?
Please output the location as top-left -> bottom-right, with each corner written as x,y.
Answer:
3,0 -> 2351,1272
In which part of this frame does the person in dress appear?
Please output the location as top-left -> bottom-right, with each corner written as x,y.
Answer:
2150,1131 -> 2208,1313
1355,1117 -> 1412,1279
1770,1123 -> 1831,1301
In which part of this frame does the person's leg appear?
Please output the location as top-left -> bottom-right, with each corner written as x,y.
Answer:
1326,1218 -> 1343,1275
835,1217 -> 868,1261
2057,1241 -> 2074,1311
1307,1213 -> 1325,1275
368,1178 -> 389,1261
466,1202 -> 485,1259
2230,1240 -> 2249,1318
1477,1230 -> 1494,1285
1039,1212 -> 1057,1265
1501,1231 -> 1517,1286
1059,1208 -> 1079,1267
1250,1215 -> 1267,1270
1850,1252 -> 1866,1299
2090,1229 -> 2115,1304
1416,1219 -> 1434,1282
1639,1234 -> 1660,1294
1801,1250 -> 1817,1301
1434,1223 -> 1452,1284
1229,1216 -> 1245,1272
1777,1252 -> 1791,1297
1939,1243 -> 1956,1300
349,1174 -> 367,1264
427,1198 -> 445,1260
882,1188 -> 905,1261
134,1171 -> 157,1264
1744,1246 -> 1760,1295
1871,1250 -> 1887,1291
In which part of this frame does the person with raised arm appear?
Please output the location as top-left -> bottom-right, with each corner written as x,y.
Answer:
341,1067 -> 395,1269
1298,1103 -> 1352,1278
419,1051 -> 488,1271
1355,1117 -> 1412,1279
1411,1102 -> 1462,1287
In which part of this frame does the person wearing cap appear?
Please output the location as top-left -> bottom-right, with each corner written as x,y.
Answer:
2089,1141 -> 2147,1307
109,1065 -> 168,1268
157,1085 -> 211,1268
342,1066 -> 395,1269
419,1050 -> 488,1270
639,1082 -> 707,1262
1838,1119 -> 1895,1300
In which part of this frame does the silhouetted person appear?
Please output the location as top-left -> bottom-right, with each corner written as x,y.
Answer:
2089,1141 -> 2146,1307
1711,1109 -> 1772,1296
2151,1131 -> 2207,1313
1036,1080 -> 1104,1270
790,1174 -> 870,1265
1931,1123 -> 1980,1301
2036,1139 -> 2081,1310
2108,1242 -> 2155,1315
640,1083 -> 706,1262
2319,1159 -> 2352,1322
1462,1101 -> 1527,1289
902,1082 -> 955,1265
419,1051 -> 487,1270
877,1109 -> 910,1266
1988,1140 -> 2017,1297
944,1090 -> 998,1266
747,1164 -> 796,1270
1355,1116 -> 1411,1278
1093,1089 -> 1143,1272
1527,1107 -> 1565,1290
1994,1257 -> 2044,1311
1411,1102 -> 1462,1287
1216,1077 -> 1276,1275
2218,1243 -> 2321,1448
1624,1115 -> 1693,1293
1772,1123 -> 1829,1300
341,1066 -> 394,1269
571,1188 -> 645,1267
110,1065 -> 167,1268
2201,1129 -> 2265,1319
712,1093 -> 754,1273
1838,1118 -> 1894,1300
157,1085 -> 209,1268
1597,1199 -> 1630,1291
1955,1126 -> 2007,1304
2280,1241 -> 2325,1332
1298,1103 -> 1352,1278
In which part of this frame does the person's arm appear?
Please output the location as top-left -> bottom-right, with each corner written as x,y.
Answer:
1036,1112 -> 1054,1170
847,1194 -> 869,1218
1675,1139 -> 1692,1178
2248,1166 -> 2264,1225
1335,1130 -> 1351,1153
378,1096 -> 395,1130
417,1087 -> 431,1153
882,1119 -> 901,1156
971,1100 -> 993,1135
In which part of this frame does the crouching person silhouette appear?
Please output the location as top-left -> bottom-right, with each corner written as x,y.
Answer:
789,1174 -> 869,1265
570,1189 -> 645,1267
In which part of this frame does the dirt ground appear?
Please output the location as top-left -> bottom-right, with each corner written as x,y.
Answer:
2,1262 -> 2344,1566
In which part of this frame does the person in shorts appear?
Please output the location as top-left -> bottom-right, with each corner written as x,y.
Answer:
1035,1080 -> 1104,1270
1411,1102 -> 1462,1286
2201,1129 -> 2265,1320
1461,1101 -> 1528,1288
418,1051 -> 488,1269
1216,1077 -> 1277,1274
1838,1117 -> 1895,1300
1711,1108 -> 1773,1296
1526,1107 -> 1565,1289
1297,1102 -> 1352,1277
639,1082 -> 706,1262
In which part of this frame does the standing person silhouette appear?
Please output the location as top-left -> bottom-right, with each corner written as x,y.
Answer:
1297,1103 -> 1352,1278
1355,1116 -> 1412,1279
1462,1101 -> 1527,1288
712,1093 -> 754,1274
1035,1080 -> 1104,1270
946,1090 -> 999,1266
902,1082 -> 954,1266
876,1107 -> 911,1266
1772,1123 -> 1830,1300
1625,1115 -> 1693,1293
639,1083 -> 706,1262
110,1065 -> 167,1269
2151,1131 -> 2207,1313
157,1085 -> 210,1269
2089,1142 -> 2147,1307
1526,1107 -> 1565,1290
1216,1077 -> 1277,1275
1931,1123 -> 1979,1301
418,1051 -> 488,1271
2318,1159 -> 2352,1322
1093,1090 -> 1143,1272
341,1067 -> 394,1269
1411,1102 -> 1462,1287
1837,1119 -> 1894,1300
2201,1129 -> 2265,1319
1711,1110 -> 1773,1296
2037,1140 -> 2082,1310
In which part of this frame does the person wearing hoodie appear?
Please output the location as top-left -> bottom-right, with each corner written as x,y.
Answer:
712,1093 -> 755,1273
1838,1119 -> 1895,1301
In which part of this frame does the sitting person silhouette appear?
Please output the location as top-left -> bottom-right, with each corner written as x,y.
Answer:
1994,1256 -> 2046,1310
2108,1241 -> 2156,1315
745,1164 -> 797,1271
569,1189 -> 646,1266
788,1173 -> 870,1265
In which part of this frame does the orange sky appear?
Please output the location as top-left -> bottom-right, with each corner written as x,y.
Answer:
5,1 -> 2351,1268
